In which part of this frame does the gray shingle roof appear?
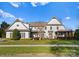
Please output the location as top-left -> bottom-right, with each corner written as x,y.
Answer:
30,22 -> 47,27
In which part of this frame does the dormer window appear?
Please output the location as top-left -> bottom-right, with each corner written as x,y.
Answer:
17,24 -> 19,27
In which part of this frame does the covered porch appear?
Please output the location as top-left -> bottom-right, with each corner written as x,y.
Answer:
55,30 -> 74,39
30,31 -> 45,40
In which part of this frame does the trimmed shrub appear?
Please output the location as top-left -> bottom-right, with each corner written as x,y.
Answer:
12,29 -> 21,40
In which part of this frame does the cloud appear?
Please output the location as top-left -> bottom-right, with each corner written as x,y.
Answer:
18,18 -> 24,21
9,2 -> 49,8
31,2 -> 49,7
31,2 -> 37,7
9,2 -> 24,8
65,16 -> 71,20
0,9 -> 16,20
77,6 -> 79,9
0,9 -> 25,23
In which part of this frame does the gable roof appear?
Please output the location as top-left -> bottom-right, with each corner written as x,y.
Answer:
6,19 -> 29,31
30,22 -> 47,27
48,16 -> 62,25
29,17 -> 64,27
6,16 -> 66,31
15,19 -> 22,22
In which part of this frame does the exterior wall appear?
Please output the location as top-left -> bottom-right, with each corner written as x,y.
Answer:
58,26 -> 65,30
6,31 -> 29,39
31,27 -> 38,31
9,22 -> 29,30
48,19 -> 61,24
30,27 -> 44,31
24,23 -> 29,28
25,32 -> 29,38
20,32 -> 30,39
44,25 -> 65,39
6,25 -> 65,39
45,18 -> 65,39
44,31 -> 49,38
30,27 -> 45,38
20,32 -> 25,39
6,21 -> 30,39
45,26 -> 65,31
6,32 -> 13,38
6,18 -> 66,39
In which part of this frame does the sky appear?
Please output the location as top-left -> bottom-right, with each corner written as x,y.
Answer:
0,2 -> 79,30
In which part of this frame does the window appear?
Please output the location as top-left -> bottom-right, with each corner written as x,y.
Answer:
45,27 -> 47,30
17,24 -> 19,27
50,26 -> 52,30
10,33 -> 13,38
21,33 -> 25,38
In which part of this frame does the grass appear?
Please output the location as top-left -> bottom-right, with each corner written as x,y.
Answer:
0,39 -> 51,45
0,39 -> 79,56
0,47 -> 79,56
0,47 -> 50,56
50,47 -> 79,56
0,39 -> 79,45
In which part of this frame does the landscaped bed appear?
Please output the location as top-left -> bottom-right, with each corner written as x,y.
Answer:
0,39 -> 79,45
0,47 -> 79,56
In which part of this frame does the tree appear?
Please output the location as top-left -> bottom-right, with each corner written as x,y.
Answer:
0,28 -> 3,38
74,29 -> 79,39
0,28 -> 5,38
1,21 -> 10,30
0,21 -> 10,38
12,29 -> 21,40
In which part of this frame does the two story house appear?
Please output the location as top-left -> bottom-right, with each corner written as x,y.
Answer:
6,17 -> 67,39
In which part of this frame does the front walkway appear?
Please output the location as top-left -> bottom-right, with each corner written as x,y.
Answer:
0,44 -> 79,47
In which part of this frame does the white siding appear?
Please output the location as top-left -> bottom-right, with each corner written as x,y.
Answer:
32,27 -> 37,31
25,32 -> 29,38
44,31 -> 49,38
20,32 -> 29,39
6,32 -> 30,39
44,26 -> 65,31
24,23 -> 29,29
44,25 -> 65,39
6,18 -> 66,39
6,32 -> 12,38
20,32 -> 25,39
48,19 -> 61,24
58,26 -> 65,30
9,22 -> 28,30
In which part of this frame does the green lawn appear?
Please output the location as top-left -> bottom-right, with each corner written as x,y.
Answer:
0,47 -> 79,56
0,39 -> 79,56
0,39 -> 79,45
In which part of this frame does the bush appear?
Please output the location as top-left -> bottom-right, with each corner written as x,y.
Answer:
12,29 -> 21,40
74,29 -> 79,40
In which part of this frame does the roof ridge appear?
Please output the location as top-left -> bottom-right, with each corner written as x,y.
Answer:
15,19 -> 22,22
